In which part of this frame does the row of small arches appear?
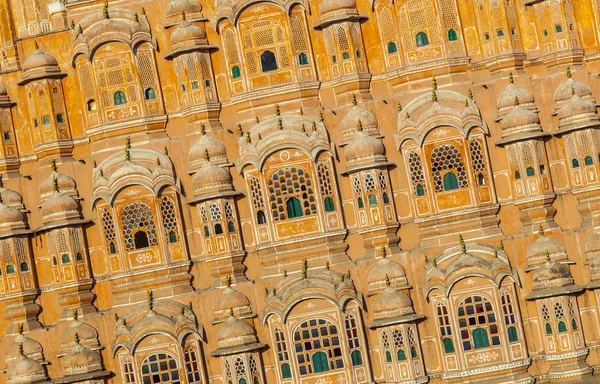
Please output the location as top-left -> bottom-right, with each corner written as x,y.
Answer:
0,262 -> 30,274
545,319 -> 577,335
441,325 -> 519,354
32,114 -> 65,128
231,51 -> 310,79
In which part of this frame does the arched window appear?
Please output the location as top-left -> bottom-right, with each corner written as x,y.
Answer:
62,254 -> 71,264
477,173 -> 485,185
356,50 -> 361,58
20,262 -> 28,272
298,53 -> 309,65
114,90 -> 127,105
543,29 -> 548,36
345,314 -> 362,366
416,184 -> 425,196
232,65 -> 241,79
443,173 -> 459,191
141,353 -> 180,383
385,351 -> 392,362
387,42 -> 398,53
144,88 -> 156,100
260,51 -> 278,72
340,52 -> 349,60
169,231 -> 177,243
572,319 -> 578,330
256,210 -> 266,224
294,318 -> 343,376
42,116 -> 51,125
312,351 -> 329,373
274,327 -> 291,379
76,252 -> 83,261
368,195 -> 378,206
545,323 -> 553,334
357,197 -> 364,208
555,25 -> 563,33
501,291 -> 518,342
472,328 -> 490,349
515,170 -> 521,179
123,359 -> 135,383
227,221 -> 235,232
286,197 -> 303,219
497,29 -> 505,37
558,321 -> 567,332
351,350 -> 362,366
448,29 -> 458,41
443,338 -> 454,353
184,347 -> 202,383
87,99 -> 97,111
324,197 -> 335,212
281,363 -> 291,379
415,32 -> 429,47
332,55 -> 337,63
214,224 -> 224,235
134,231 -> 149,249
585,156 -> 593,166
484,33 -> 490,40
383,193 -> 390,204
457,295 -> 500,351
397,348 -> 406,361
526,167 -> 536,176
508,326 -> 518,342
181,84 -> 187,92
6,264 -> 14,274
239,379 -> 247,384
410,346 -> 417,358
53,257 -> 57,266
56,114 -> 64,123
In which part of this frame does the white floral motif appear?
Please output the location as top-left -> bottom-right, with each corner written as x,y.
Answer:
468,351 -> 499,364
135,252 -> 153,264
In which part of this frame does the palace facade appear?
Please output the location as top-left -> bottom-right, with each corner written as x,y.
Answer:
2,0 -> 600,383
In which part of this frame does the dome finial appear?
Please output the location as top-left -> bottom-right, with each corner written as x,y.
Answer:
325,261 -> 330,270
357,119 -> 363,132
539,224 -> 545,237
500,240 -> 505,251
494,249 -> 498,258
514,96 -> 520,106
468,89 -> 474,100
352,94 -> 357,106
70,20 -> 75,29
17,342 -> 24,356
301,258 -> 308,279
245,132 -> 251,144
274,103 -> 280,116
34,40 -> 39,50
134,12 -> 139,22
164,146 -> 169,156
566,65 -> 572,78
283,270 -> 287,277
571,86 -> 576,97
508,71 -> 514,84
182,11 -> 186,21
225,275 -> 231,287
312,121 -> 317,131
381,246 -> 386,258
125,136 -> 131,150
200,124 -> 206,136
17,323 -> 23,335
278,117 -> 283,130
78,24 -> 83,35
432,89 -> 438,102
103,0 -> 109,19
203,149 -> 209,161
237,123 -> 243,137
545,249 -> 551,262
319,111 -> 324,123
299,107 -> 304,115
385,274 -> 391,287
432,75 -> 437,91
53,177 -> 59,193
459,234 -> 466,254
156,157 -> 161,166
51,159 -> 57,172
99,168 -> 104,178
71,309 -> 78,321
74,331 -> 80,345
229,308 -> 234,317
147,289 -> 154,311
397,102 -> 402,112
465,98 -> 469,108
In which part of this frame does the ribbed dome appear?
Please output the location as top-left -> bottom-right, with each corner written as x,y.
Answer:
558,94 -> 597,120
341,104 -> 378,135
22,48 -> 59,72
555,78 -> 592,104
217,316 -> 255,342
192,162 -> 232,193
500,106 -> 539,130
497,83 -> 534,112
0,188 -> 23,208
40,171 -> 76,199
532,259 -> 573,290
5,335 -> 44,364
0,202 -> 24,228
527,235 -> 565,260
6,353 -> 46,384
372,286 -> 415,322
60,322 -> 99,350
368,258 -> 406,285
344,131 -> 385,162
41,192 -> 79,222
188,133 -> 227,169
165,0 -> 202,20
170,20 -> 207,47
62,344 -> 102,376
213,287 -> 251,313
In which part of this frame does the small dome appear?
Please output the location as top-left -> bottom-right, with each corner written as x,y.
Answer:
0,202 -> 24,228
165,0 -> 202,20
532,259 -> 573,290
340,103 -> 378,144
373,286 -> 415,320
217,316 -> 255,342
213,287 -> 251,313
41,192 -> 79,222
344,131 -> 385,163
170,20 -> 207,47
6,354 -> 46,384
39,171 -> 76,199
368,258 -> 406,284
192,162 -> 232,193
5,335 -> 44,365
188,133 -> 227,169
62,344 -> 102,376
22,48 -> 59,73
60,322 -> 99,351
555,78 -> 593,104
0,188 -> 23,208
557,94 -> 597,120
500,105 -> 539,130
497,83 -> 534,112
320,0 -> 356,17
527,234 -> 566,260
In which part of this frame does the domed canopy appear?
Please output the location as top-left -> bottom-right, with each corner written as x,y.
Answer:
369,285 -> 424,328
212,315 -> 265,356
367,257 -> 409,296
40,170 -> 77,200
555,77 -> 593,105
6,352 -> 47,384
41,192 -> 80,224
60,321 -> 100,352
166,19 -> 212,58
5,334 -> 44,365
526,232 -> 567,269
318,0 -> 360,26
340,100 -> 379,145
344,131 -> 388,173
497,82 -> 534,113
556,93 -> 600,134
213,287 -> 253,324
558,94 -> 597,120
0,83 -> 13,107
188,132 -> 228,170
500,105 -> 540,131
191,161 -> 233,198
62,343 -> 103,376
19,47 -> 65,85
532,259 -> 572,289
164,0 -> 203,28
0,186 -> 24,209
586,232 -> 600,258
0,202 -> 26,235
